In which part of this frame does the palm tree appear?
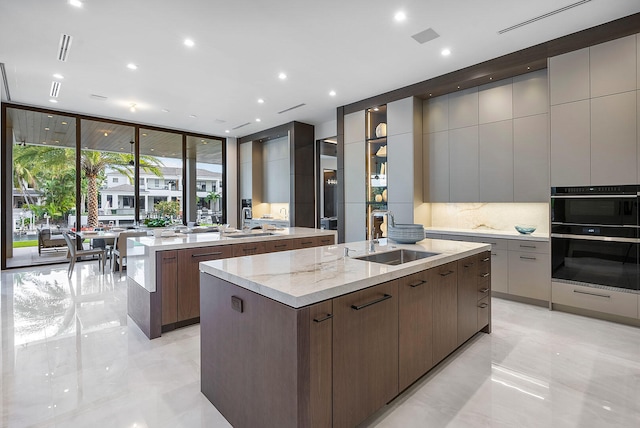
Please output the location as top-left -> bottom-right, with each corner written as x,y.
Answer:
81,150 -> 162,227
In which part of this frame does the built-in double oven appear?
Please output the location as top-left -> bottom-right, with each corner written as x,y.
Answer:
551,185 -> 639,293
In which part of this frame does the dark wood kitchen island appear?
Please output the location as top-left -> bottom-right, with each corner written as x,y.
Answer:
199,238 -> 491,428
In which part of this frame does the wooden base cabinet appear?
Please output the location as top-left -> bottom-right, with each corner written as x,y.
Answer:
432,261 -> 458,363
333,280 -> 399,428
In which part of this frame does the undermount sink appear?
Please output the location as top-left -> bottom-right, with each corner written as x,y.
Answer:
225,232 -> 275,239
355,249 -> 439,265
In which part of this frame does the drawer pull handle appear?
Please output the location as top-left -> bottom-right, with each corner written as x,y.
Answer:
480,273 -> 490,278
520,256 -> 537,261
275,244 -> 288,248
479,287 -> 489,293
481,257 -> 490,262
409,280 -> 427,288
351,294 -> 392,310
520,244 -> 536,249
464,262 -> 475,268
478,303 -> 489,308
573,289 -> 610,299
192,252 -> 223,258
440,270 -> 455,277
163,256 -> 177,260
491,253 -> 497,256
313,313 -> 333,323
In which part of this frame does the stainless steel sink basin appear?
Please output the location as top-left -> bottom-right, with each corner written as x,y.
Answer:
355,249 -> 439,265
225,232 -> 275,239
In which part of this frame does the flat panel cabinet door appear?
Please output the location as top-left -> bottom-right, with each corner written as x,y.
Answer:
399,270 -> 433,391
457,255 -> 478,345
317,235 -> 335,246
177,246 -> 233,322
431,262 -> 458,364
293,237 -> 318,249
158,250 -> 178,325
264,239 -> 294,253
308,300 -> 333,428
332,280 -> 399,428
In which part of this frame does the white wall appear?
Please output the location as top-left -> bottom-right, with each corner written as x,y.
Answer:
315,119 -> 337,141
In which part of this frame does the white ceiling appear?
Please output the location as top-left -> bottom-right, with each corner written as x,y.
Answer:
1,0 -> 639,138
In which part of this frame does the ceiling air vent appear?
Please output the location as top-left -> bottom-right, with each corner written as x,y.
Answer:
50,81 -> 61,97
90,94 -> 108,101
278,103 -> 306,114
58,34 -> 73,61
498,0 -> 591,34
232,122 -> 251,130
411,28 -> 440,44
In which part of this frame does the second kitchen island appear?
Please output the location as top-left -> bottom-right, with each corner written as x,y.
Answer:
199,238 -> 491,428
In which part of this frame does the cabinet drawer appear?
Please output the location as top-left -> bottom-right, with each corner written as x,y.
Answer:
317,235 -> 335,246
475,237 -> 508,251
424,232 -> 441,240
508,251 -> 550,301
264,239 -> 294,253
477,296 -> 490,330
478,252 -> 491,281
477,281 -> 490,301
293,237 -> 318,249
552,281 -> 638,319
232,242 -> 266,257
508,239 -> 550,254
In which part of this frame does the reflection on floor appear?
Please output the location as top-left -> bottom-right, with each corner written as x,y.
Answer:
1,263 -> 640,427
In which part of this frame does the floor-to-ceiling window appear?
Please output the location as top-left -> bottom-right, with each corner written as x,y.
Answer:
2,104 -> 226,269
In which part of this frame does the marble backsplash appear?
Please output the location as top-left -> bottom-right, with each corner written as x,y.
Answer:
430,203 -> 549,234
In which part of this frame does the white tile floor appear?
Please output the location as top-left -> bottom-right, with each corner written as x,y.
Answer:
1,262 -> 639,428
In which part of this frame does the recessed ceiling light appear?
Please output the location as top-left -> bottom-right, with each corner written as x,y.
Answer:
184,38 -> 195,47
394,11 -> 406,21
161,109 -> 169,113
49,99 -> 58,103
429,93 -> 432,96
189,114 -> 197,118
150,148 -> 154,151
127,63 -> 138,70
53,73 -> 64,79
258,98 -> 264,104
278,72 -> 287,80
129,103 -> 136,112
527,66 -> 531,70
44,127 -> 50,131
142,133 -> 147,137
373,107 -> 379,111
104,132 -> 108,137
256,118 -> 261,122
61,121 -> 68,125
225,130 -> 230,133
47,115 -> 53,118
441,48 -> 451,56
68,0 -> 82,7
329,90 -> 336,97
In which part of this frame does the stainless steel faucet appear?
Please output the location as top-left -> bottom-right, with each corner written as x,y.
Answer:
369,210 -> 395,251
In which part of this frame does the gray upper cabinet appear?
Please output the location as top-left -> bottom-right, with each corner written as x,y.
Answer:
423,95 -> 449,133
448,88 -> 479,129
590,92 -> 637,185
513,69 -> 548,118
550,100 -> 591,186
423,131 -> 450,202
514,114 -> 548,202
344,111 -> 365,144
590,35 -> 636,98
549,48 -> 590,106
262,137 -> 290,203
479,120 -> 513,202
449,126 -> 479,202
478,80 -> 512,124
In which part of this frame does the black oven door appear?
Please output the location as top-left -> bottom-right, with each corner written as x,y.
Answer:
551,234 -> 639,291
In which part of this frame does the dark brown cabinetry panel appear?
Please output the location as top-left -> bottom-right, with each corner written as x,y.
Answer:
265,239 -> 295,253
308,300 -> 333,427
478,251 -> 492,332
317,235 -> 335,246
399,270 -> 433,391
176,246 -> 233,322
158,250 -> 178,325
232,241 -> 266,257
432,261 -> 458,363
457,255 -> 479,345
293,237 -> 318,249
332,280 -> 399,428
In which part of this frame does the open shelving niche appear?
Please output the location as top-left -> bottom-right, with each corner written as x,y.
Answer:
366,105 -> 387,239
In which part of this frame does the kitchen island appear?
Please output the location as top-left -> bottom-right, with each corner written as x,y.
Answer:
126,227 -> 336,338
199,238 -> 491,428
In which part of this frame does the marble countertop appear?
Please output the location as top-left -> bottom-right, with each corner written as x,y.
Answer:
200,238 -> 490,308
424,227 -> 549,242
127,227 -> 337,292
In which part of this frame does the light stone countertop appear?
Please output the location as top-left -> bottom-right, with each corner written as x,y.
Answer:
127,227 -> 337,292
424,227 -> 549,242
200,238 -> 490,308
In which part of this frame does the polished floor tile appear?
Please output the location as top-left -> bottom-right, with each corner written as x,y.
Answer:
1,263 -> 640,427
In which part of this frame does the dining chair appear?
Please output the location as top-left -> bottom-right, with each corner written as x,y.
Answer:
63,232 -> 107,277
112,231 -> 148,272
